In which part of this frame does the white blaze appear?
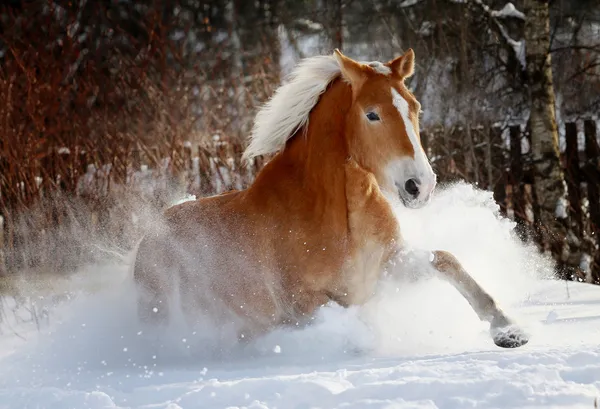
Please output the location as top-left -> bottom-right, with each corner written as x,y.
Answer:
391,88 -> 422,160
390,87 -> 436,205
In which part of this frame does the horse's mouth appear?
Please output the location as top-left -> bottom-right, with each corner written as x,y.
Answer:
399,195 -> 420,209
397,187 -> 432,209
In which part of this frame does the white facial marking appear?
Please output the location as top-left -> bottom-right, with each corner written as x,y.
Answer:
389,87 -> 436,207
391,88 -> 420,156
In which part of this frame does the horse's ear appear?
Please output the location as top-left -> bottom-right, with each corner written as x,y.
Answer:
333,49 -> 366,90
387,48 -> 415,80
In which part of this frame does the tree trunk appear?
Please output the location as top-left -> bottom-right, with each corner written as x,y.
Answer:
583,120 -> 600,283
523,0 -> 575,277
509,125 -> 528,239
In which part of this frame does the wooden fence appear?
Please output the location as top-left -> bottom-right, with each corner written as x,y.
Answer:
422,118 -> 600,283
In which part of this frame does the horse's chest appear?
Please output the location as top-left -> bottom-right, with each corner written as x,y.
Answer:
341,239 -> 390,305
340,162 -> 402,305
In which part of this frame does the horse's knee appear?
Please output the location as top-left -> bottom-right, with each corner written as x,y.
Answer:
431,250 -> 458,270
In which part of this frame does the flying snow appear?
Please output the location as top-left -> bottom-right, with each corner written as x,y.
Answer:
1,182 -> 598,409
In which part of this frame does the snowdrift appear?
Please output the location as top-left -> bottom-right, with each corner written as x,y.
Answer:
1,182 -> 598,409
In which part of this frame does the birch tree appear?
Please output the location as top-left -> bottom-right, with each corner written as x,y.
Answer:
523,0 -> 575,274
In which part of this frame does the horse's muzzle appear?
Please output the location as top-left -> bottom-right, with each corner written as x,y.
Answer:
396,179 -> 434,209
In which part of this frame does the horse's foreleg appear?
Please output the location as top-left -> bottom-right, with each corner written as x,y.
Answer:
430,250 -> 528,348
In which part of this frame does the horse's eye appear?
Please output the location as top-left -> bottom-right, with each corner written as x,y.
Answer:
366,112 -> 380,121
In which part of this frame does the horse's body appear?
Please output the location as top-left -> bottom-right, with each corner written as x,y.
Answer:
134,50 -> 528,347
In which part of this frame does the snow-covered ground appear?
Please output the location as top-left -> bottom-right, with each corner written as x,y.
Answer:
1,183 -> 599,409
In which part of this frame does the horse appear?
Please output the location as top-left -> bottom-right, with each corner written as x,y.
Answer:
133,48 -> 528,349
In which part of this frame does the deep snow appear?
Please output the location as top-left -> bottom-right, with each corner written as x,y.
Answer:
1,182 -> 599,409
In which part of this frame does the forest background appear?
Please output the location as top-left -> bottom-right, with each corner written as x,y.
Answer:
0,0 -> 599,284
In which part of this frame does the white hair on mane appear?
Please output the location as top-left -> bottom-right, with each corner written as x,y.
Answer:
242,54 -> 392,161
242,55 -> 341,161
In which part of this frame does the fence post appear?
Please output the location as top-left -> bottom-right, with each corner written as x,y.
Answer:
583,119 -> 600,282
490,126 -> 507,215
452,126 -> 465,180
57,149 -> 70,192
565,122 -> 583,236
79,150 -> 89,175
509,125 -> 526,230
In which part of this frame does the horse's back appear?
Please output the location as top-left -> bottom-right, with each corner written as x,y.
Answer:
133,191 -> 284,332
134,191 -> 244,276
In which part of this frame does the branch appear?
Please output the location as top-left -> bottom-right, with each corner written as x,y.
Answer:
451,0 -> 525,70
550,45 -> 600,53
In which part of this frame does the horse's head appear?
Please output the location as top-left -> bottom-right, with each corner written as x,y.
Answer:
334,49 -> 436,209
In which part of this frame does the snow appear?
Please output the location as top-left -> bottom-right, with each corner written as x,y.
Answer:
508,38 -> 526,69
491,2 -> 526,20
462,0 -> 526,70
580,253 -> 593,283
293,18 -> 323,32
399,0 -> 422,7
556,196 -> 569,219
1,182 -> 599,408
417,21 -> 434,37
172,194 -> 196,206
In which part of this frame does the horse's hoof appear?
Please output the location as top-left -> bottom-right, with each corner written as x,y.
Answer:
490,324 -> 529,348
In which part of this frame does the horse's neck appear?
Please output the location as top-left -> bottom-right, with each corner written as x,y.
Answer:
249,78 -> 351,215
294,78 -> 351,189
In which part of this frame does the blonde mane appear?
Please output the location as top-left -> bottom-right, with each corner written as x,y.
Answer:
242,55 -> 341,161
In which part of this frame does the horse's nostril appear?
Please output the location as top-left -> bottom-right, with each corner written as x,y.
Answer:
405,178 -> 420,197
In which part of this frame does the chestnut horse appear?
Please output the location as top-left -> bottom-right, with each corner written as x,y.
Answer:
133,49 -> 528,348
